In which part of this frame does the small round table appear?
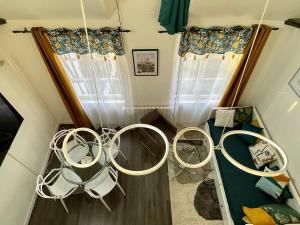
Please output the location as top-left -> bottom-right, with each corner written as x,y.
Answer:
60,141 -> 106,193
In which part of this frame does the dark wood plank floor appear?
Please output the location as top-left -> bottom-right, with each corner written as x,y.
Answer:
28,127 -> 172,225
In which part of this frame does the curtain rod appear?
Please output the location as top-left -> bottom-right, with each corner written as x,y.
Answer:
158,27 -> 279,33
12,27 -> 131,33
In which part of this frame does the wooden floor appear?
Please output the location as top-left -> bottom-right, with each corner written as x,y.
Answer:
28,128 -> 172,225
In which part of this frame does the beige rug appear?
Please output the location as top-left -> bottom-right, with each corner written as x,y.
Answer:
169,178 -> 224,225
169,125 -> 223,225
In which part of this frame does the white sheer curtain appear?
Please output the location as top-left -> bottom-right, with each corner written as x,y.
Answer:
170,52 -> 242,127
59,53 -> 133,129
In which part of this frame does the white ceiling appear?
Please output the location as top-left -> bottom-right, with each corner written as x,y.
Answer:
189,0 -> 300,21
0,0 -> 113,20
0,0 -> 299,21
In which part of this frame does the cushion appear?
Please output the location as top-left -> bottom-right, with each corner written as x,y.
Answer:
249,140 -> 278,169
242,206 -> 276,225
256,167 -> 290,201
242,216 -> 251,223
239,122 -> 263,145
265,166 -> 293,201
260,204 -> 300,225
214,109 -> 235,128
234,107 -> 253,124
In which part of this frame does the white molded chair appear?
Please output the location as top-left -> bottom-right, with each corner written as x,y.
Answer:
84,166 -> 125,212
50,129 -> 89,165
36,168 -> 82,213
92,128 -> 127,165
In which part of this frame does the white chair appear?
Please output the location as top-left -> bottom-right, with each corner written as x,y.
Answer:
92,128 -> 127,165
84,166 -> 125,212
50,129 -> 89,165
36,168 -> 82,213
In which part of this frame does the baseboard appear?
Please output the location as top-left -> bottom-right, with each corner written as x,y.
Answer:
23,121 -> 60,225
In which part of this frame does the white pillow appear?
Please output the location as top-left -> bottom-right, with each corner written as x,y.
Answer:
214,109 -> 235,127
249,140 -> 278,169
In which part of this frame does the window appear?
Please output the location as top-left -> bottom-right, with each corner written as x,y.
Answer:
170,52 -> 242,126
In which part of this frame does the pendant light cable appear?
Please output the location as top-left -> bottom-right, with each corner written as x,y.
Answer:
218,0 -> 271,146
80,0 -> 104,131
115,0 -> 123,28
172,55 -> 183,122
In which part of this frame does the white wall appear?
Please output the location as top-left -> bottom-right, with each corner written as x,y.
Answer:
0,28 -> 71,122
240,26 -> 300,190
0,56 -> 57,225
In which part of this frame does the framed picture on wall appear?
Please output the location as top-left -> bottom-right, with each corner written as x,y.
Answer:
132,49 -> 158,76
289,67 -> 300,97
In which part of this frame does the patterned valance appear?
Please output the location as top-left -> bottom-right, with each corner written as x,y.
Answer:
178,26 -> 253,57
46,27 -> 124,55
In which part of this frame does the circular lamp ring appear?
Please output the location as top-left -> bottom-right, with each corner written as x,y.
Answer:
173,127 -> 214,169
220,130 -> 288,177
108,124 -> 169,176
62,128 -> 102,168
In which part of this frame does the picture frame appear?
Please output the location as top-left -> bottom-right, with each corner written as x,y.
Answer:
289,67 -> 300,97
132,49 -> 158,76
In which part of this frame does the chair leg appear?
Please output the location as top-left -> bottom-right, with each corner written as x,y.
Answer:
60,198 -> 69,213
100,197 -> 111,212
118,149 -> 127,161
116,182 -> 126,196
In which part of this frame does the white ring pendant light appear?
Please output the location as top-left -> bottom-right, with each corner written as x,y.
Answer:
171,34 -> 213,169
63,128 -> 102,168
220,130 -> 288,177
172,127 -> 214,168
108,124 -> 169,176
216,0 -> 288,176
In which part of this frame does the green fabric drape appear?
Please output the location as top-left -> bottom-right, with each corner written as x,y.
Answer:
46,27 -> 124,55
158,0 -> 190,34
179,26 -> 253,56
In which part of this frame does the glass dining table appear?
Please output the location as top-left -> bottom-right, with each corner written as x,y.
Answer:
60,140 -> 107,193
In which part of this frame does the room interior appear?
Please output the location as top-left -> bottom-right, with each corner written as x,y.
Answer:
0,0 -> 300,225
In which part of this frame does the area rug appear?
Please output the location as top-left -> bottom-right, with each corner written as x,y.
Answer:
169,172 -> 223,225
194,179 -> 222,220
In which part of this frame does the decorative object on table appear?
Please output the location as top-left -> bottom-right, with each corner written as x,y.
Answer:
36,168 -> 82,213
132,49 -> 158,76
0,93 -> 23,166
84,166 -> 125,212
289,67 -> 300,97
62,128 -> 102,168
248,140 -> 278,169
260,204 -> 300,225
158,0 -> 191,34
242,206 -> 276,225
81,156 -> 93,164
256,166 -> 291,202
194,179 -> 222,220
